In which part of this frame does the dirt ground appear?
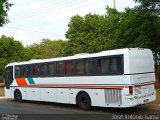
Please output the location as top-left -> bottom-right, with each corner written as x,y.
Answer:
146,88 -> 160,110
154,88 -> 160,104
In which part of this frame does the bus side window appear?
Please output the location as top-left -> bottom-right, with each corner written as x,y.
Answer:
40,64 -> 48,76
15,66 -> 21,77
85,59 -> 95,74
97,56 -> 123,74
33,64 -> 39,76
74,60 -> 85,74
27,65 -> 33,77
65,61 -> 73,75
110,56 -> 122,73
56,61 -> 65,76
48,63 -> 55,76
97,58 -> 110,74
21,65 -> 27,77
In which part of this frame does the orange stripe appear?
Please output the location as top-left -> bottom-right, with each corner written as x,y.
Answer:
29,84 -> 128,89
16,78 -> 28,86
15,82 -> 155,89
28,82 -> 154,89
134,82 -> 154,88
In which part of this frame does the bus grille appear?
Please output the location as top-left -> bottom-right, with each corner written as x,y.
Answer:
104,89 -> 122,105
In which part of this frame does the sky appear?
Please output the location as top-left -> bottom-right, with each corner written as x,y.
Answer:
0,0 -> 138,46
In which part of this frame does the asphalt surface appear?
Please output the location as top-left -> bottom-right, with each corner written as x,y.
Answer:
0,98 -> 160,120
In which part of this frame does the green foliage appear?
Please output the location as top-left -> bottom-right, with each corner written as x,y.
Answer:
65,7 -> 121,56
115,0 -> 160,64
0,0 -> 12,26
0,36 -> 65,75
0,58 -> 7,76
40,39 -> 64,58
134,0 -> 160,9
0,35 -> 25,74
24,39 -> 65,60
24,43 -> 42,60
65,0 -> 159,64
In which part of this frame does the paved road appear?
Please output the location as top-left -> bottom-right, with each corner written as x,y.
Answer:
0,98 -> 159,120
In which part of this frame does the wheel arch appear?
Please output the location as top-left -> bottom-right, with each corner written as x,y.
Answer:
14,89 -> 22,99
76,91 -> 91,105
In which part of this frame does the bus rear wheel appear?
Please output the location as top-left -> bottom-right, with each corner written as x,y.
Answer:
14,90 -> 22,102
77,92 -> 91,110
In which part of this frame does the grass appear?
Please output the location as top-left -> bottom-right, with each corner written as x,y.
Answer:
0,82 -> 4,96
0,87 -> 4,96
156,88 -> 160,97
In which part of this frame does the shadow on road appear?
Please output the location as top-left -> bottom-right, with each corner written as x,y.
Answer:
11,99 -> 158,114
1,99 -> 160,120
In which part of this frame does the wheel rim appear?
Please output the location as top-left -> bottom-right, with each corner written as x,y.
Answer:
81,97 -> 88,106
77,93 -> 91,109
17,93 -> 21,100
15,91 -> 22,101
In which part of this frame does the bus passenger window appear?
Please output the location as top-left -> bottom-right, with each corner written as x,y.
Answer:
85,59 -> 94,74
74,60 -> 85,74
33,64 -> 39,76
97,56 -> 122,74
26,65 -> 32,76
48,63 -> 54,76
15,66 -> 21,77
66,61 -> 73,75
97,58 -> 110,74
56,62 -> 65,75
40,64 -> 47,76
110,57 -> 122,73
21,65 -> 27,77
102,58 -> 110,73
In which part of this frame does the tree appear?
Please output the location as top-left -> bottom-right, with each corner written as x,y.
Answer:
0,35 -> 25,75
40,39 -> 65,58
115,0 -> 160,65
0,0 -> 12,26
24,39 -> 65,60
65,7 -> 121,56
134,0 -> 160,10
24,43 -> 42,60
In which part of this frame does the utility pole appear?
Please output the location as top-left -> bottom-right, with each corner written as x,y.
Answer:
113,0 -> 116,9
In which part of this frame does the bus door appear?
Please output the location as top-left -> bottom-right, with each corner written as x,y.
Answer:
4,66 -> 13,89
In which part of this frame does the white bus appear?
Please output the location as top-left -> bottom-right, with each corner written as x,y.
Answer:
4,48 -> 156,109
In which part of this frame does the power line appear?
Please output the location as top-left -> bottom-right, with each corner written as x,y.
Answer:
14,0 -> 69,17
4,26 -> 64,37
5,1 -> 101,37
13,0 -> 83,19
11,0 -> 90,23
57,0 -> 102,15
8,0 -> 103,24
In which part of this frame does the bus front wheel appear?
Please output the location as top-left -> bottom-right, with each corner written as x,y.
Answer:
14,90 -> 22,102
77,92 -> 91,110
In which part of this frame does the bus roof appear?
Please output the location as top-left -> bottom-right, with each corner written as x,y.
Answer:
5,48 -> 151,67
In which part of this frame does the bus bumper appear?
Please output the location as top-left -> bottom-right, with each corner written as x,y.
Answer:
125,91 -> 156,107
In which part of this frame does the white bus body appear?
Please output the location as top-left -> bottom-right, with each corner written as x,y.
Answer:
4,48 -> 156,109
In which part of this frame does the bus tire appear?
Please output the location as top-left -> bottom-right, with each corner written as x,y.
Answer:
77,92 -> 91,110
14,90 -> 22,102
